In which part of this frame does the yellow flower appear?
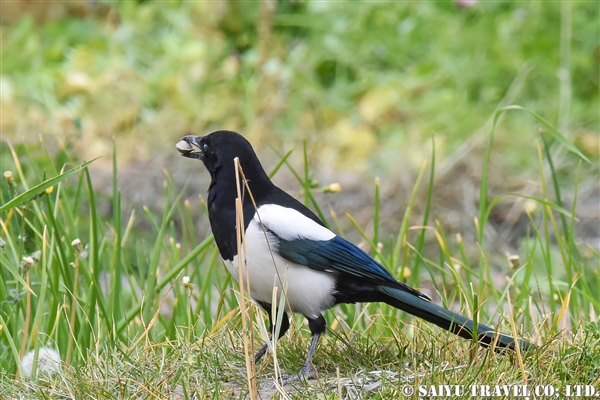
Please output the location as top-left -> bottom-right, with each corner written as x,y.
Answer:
402,268 -> 411,280
324,183 -> 342,193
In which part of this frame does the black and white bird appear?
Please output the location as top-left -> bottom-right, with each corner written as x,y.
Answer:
176,130 -> 531,377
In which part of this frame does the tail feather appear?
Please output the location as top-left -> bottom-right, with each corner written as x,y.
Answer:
379,286 -> 533,351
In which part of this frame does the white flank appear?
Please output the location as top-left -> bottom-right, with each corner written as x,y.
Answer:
225,205 -> 336,318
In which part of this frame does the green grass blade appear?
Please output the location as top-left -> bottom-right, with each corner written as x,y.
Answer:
479,104 -> 587,244
541,136 -> 570,238
391,160 -> 428,272
500,105 -> 589,162
83,167 -> 110,342
272,146 -> 329,227
0,313 -> 21,376
110,143 -> 123,334
142,178 -> 188,322
373,177 -> 380,247
0,253 -> 34,295
268,148 -> 294,179
413,136 -> 436,279
483,193 -> 573,229
157,235 -> 215,290
0,157 -> 100,212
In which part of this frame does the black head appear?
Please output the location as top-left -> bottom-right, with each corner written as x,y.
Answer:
176,130 -> 269,182
177,130 -> 325,258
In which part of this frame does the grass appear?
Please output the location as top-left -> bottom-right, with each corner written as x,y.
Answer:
1,105 -> 599,398
1,1 -> 599,398
2,2 -> 598,173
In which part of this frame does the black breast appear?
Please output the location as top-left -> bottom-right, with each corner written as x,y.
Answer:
207,183 -> 256,261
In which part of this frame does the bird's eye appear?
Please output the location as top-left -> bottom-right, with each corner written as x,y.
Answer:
203,143 -> 209,152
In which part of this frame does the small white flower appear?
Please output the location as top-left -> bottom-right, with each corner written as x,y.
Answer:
22,257 -> 35,273
456,233 -> 463,244
21,347 -> 62,379
524,199 -> 538,214
182,276 -> 191,288
71,238 -> 84,254
508,254 -> 520,269
3,170 -> 14,184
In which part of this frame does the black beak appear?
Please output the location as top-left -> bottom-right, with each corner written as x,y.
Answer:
176,135 -> 203,160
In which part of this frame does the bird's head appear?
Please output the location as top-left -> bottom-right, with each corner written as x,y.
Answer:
176,130 -> 268,181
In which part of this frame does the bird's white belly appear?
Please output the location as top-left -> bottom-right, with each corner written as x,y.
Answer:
225,222 -> 336,318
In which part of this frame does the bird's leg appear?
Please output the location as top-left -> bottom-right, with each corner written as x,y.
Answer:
253,303 -> 290,364
298,333 -> 321,378
298,315 -> 326,379
254,343 -> 269,364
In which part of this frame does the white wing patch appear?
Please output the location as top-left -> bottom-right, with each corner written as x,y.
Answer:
253,204 -> 335,241
223,204 -> 337,318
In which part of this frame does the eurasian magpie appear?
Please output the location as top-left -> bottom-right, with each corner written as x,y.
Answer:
176,130 -> 531,377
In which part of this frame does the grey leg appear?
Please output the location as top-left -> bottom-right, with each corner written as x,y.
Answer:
299,333 -> 321,378
275,315 -> 326,385
298,315 -> 326,378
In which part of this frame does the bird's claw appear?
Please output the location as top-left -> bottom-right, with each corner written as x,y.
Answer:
298,364 -> 317,380
275,365 -> 316,385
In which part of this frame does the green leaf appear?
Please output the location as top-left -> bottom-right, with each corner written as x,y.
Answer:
0,157 -> 101,212
0,253 -> 34,295
500,105 -> 590,163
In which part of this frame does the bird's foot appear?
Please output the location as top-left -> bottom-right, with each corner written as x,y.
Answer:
298,364 -> 317,380
239,345 -> 268,377
274,364 -> 317,385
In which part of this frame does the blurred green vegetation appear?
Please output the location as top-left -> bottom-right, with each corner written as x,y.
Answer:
2,1 -> 598,174
3,0 -> 597,271
1,1 -> 599,395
